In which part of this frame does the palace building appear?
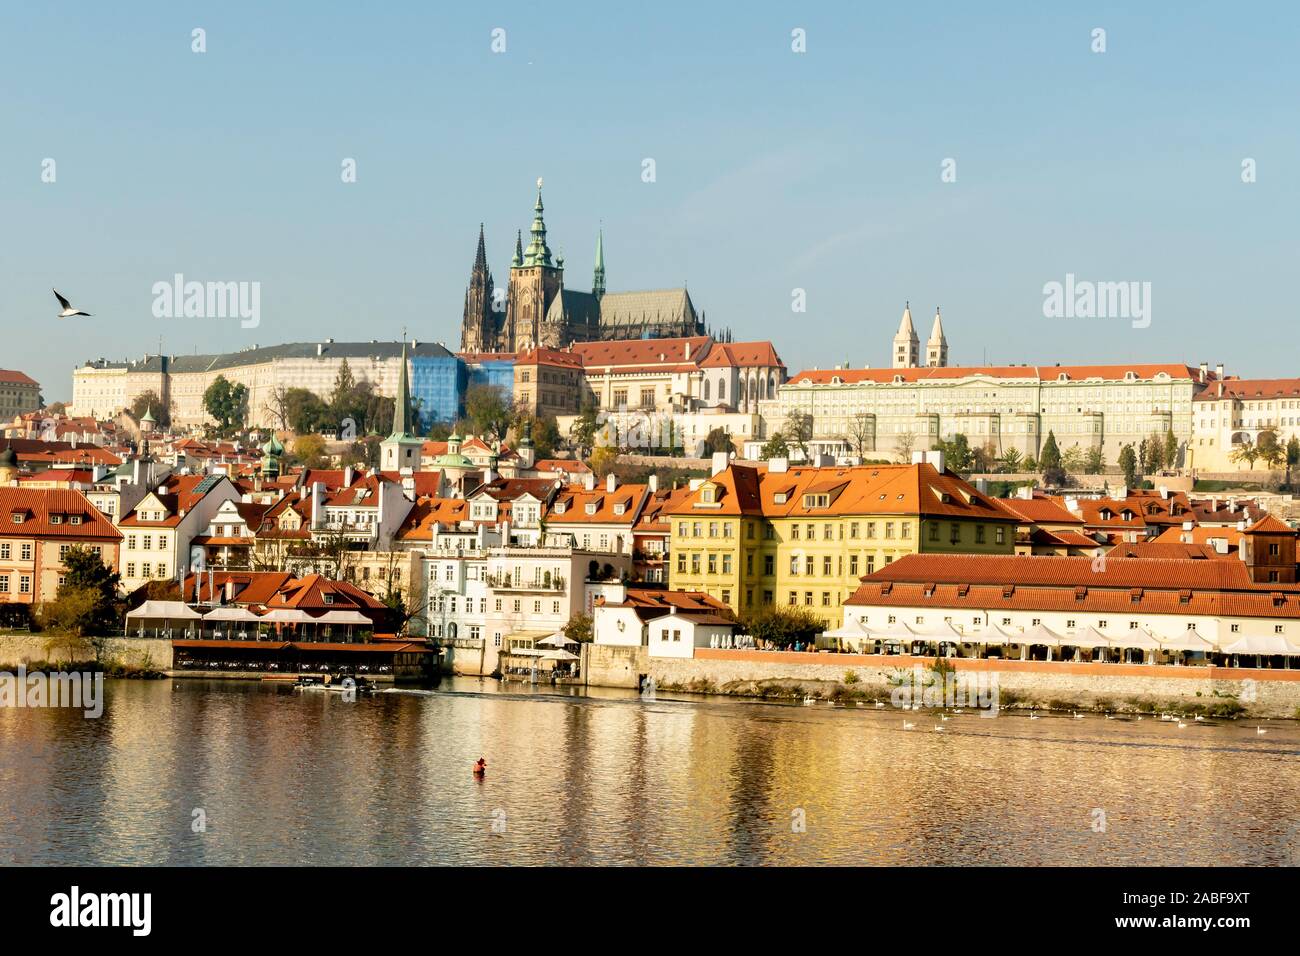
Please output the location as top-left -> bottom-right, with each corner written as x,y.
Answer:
460,180 -> 708,353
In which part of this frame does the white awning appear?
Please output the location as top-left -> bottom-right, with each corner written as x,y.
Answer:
540,648 -> 580,661
1064,626 -> 1111,648
126,600 -> 202,621
202,606 -> 262,623
537,631 -> 577,647
314,610 -> 372,625
822,620 -> 871,640
922,620 -> 967,642
260,608 -> 314,624
1222,634 -> 1300,656
1020,623 -> 1066,647
1110,627 -> 1162,651
1158,629 -> 1215,652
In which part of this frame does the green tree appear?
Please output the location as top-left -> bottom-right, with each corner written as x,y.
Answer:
1118,444 -> 1138,487
1286,437 -> 1300,489
933,434 -> 972,473
463,384 -> 512,441
739,605 -> 821,650
129,390 -> 172,429
281,387 -> 330,434
510,411 -> 560,460
760,432 -> 789,460
1162,429 -> 1179,470
563,613 -> 593,644
1061,443 -> 1085,476
292,434 -> 330,468
1231,441 -> 1260,471
569,404 -> 600,455
702,427 -> 733,456
39,546 -> 121,636
1256,429 -> 1284,471
203,375 -> 248,433
1039,431 -> 1065,485
999,447 -> 1023,473
1083,446 -> 1106,475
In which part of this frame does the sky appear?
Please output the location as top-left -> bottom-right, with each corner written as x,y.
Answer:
3,1 -> 1298,402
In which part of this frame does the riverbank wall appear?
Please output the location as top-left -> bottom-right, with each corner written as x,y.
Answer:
0,633 -> 172,673
582,645 -> 1300,718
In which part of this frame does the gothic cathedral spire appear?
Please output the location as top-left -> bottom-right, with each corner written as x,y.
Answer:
459,223 -> 495,352
593,226 -> 606,297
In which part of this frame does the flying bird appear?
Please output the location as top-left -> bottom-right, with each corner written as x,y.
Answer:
53,288 -> 91,318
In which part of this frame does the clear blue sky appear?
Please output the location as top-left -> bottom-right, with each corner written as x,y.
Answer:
3,1 -> 1297,402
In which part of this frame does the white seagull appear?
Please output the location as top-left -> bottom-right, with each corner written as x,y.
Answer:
53,288 -> 92,318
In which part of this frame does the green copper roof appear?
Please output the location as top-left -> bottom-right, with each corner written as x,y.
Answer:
522,181 -> 553,268
593,227 -> 606,296
140,407 -> 156,424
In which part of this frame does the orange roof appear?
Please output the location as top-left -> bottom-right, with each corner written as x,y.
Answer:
1195,378 -> 1300,402
396,497 -> 475,539
533,458 -> 591,475
515,347 -> 584,369
1152,525 -> 1245,549
997,495 -> 1085,526
0,488 -> 120,540
0,369 -> 39,386
572,336 -> 713,369
549,483 -> 649,525
847,553 -> 1300,620
1248,514 -> 1294,535
788,364 -> 1200,385
698,341 -> 784,369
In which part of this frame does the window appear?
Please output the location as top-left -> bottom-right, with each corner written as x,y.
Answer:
722,554 -> 732,574
823,556 -> 832,576
975,525 -> 985,544
764,555 -> 774,575
691,554 -> 701,574
19,575 -> 31,594
804,591 -> 813,605
995,526 -> 1005,545
788,591 -> 797,605
929,523 -> 939,542
20,544 -> 31,561
126,563 -> 136,577
677,554 -> 686,573
708,554 -> 717,574
1275,625 -> 1284,634
849,555 -> 859,575
0,576 -> 7,593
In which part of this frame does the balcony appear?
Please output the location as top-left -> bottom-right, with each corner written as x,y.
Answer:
485,573 -> 567,592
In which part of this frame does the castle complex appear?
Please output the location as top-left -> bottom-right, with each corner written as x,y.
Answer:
459,180 -> 708,353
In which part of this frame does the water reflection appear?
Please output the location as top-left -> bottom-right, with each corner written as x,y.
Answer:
0,678 -> 1295,866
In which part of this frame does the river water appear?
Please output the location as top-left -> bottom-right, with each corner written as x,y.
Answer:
1,677 -> 1296,866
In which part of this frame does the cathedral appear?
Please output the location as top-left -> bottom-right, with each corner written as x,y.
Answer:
460,180 -> 709,352
891,302 -> 949,368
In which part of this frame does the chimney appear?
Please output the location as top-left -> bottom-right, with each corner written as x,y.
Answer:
648,474 -> 658,494
583,472 -> 595,492
769,457 -> 788,474
1017,485 -> 1033,500
483,465 -> 496,486
310,481 -> 325,530
1199,362 -> 1208,382
683,341 -> 690,362
344,465 -> 354,487
1215,363 -> 1224,379
606,472 -> 617,492
711,451 -> 729,477
1158,486 -> 1168,500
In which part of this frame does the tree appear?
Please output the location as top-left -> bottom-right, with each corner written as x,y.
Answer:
739,605 -> 821,650
203,375 -> 248,433
563,613 -> 593,644
1083,446 -> 1106,475
1286,437 -> 1300,490
1256,429 -> 1284,471
463,384 -> 512,441
1061,444 -> 1085,476
893,429 -> 916,463
130,391 -> 172,429
845,413 -> 875,460
1231,441 -> 1260,471
588,446 -> 619,477
569,404 -> 600,455
1039,431 -> 1065,485
1118,444 -> 1138,487
932,434 -> 971,473
760,432 -> 789,460
44,401 -> 68,416
281,387 -> 330,434
999,447 -> 1023,473
511,411 -> 561,460
38,546 -> 121,637
702,427 -> 733,456
1162,429 -> 1179,470
292,434 -> 330,468
782,411 -> 814,462
970,441 -> 997,474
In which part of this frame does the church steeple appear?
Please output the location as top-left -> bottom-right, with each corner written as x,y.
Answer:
523,178 -> 553,267
512,229 -> 523,268
473,223 -> 488,271
380,339 -> 423,472
892,301 -> 920,369
593,226 -> 606,297
459,224 -> 495,352
390,340 -> 413,439
926,307 -> 949,367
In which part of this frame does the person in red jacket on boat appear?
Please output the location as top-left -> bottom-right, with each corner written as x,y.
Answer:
473,757 -> 487,777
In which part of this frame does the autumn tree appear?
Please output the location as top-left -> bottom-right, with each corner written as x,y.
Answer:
130,391 -> 173,428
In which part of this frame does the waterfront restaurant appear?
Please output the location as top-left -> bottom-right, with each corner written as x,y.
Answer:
838,553 -> 1300,667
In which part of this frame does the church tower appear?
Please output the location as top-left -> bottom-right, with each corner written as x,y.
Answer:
380,341 -> 424,472
593,227 -> 606,298
504,179 -> 564,351
926,307 -> 949,367
460,224 -> 496,352
892,302 -> 920,369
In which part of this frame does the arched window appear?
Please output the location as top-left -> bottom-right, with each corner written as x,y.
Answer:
703,380 -> 710,401
718,379 -> 727,400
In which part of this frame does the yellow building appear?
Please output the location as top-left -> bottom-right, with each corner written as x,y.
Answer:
665,458 -> 1018,625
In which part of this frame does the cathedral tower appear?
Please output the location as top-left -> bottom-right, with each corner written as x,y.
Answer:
504,179 -> 564,351
460,224 -> 496,352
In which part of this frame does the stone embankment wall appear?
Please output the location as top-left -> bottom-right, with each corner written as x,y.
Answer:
586,646 -> 1300,718
0,634 -> 173,672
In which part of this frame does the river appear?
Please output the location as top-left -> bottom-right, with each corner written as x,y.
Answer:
1,677 -> 1296,866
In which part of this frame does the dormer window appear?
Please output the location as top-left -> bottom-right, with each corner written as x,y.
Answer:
69,515 -> 81,525
613,503 -> 626,516
585,503 -> 598,515
323,594 -> 334,605
50,514 -> 63,525
700,486 -> 716,504
773,492 -> 788,505
10,512 -> 22,524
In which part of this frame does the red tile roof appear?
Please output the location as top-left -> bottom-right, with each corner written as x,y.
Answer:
788,364 -> 1200,385
0,488 -> 120,540
0,369 -> 39,386
573,336 -> 713,369
699,341 -> 784,369
1195,378 -> 1300,402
